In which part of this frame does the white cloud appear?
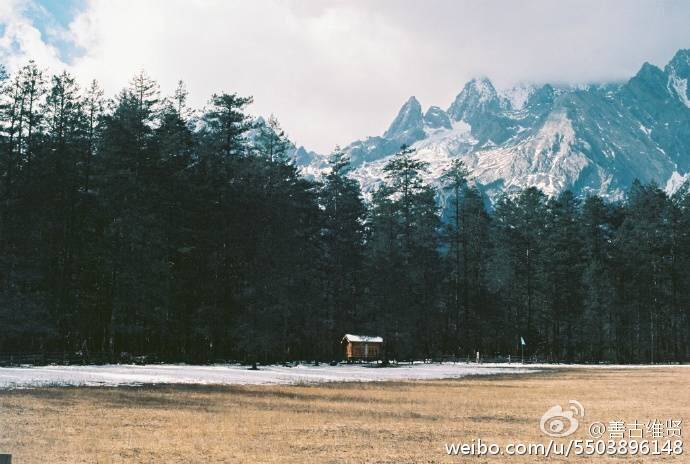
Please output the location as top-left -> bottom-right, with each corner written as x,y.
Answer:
0,0 -> 64,71
2,0 -> 690,153
64,0 -> 421,152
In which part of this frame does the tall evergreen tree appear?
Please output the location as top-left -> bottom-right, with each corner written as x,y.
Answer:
492,188 -> 548,356
440,159 -> 469,352
544,191 -> 584,360
366,145 -> 442,358
319,146 -> 366,357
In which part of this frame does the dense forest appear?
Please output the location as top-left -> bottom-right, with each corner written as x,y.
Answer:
1,62 -> 689,364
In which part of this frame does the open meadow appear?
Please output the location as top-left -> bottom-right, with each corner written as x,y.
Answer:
0,367 -> 688,463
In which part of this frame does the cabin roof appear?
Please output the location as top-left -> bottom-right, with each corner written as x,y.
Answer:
342,334 -> 383,343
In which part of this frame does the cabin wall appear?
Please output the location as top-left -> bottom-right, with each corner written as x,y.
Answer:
344,342 -> 382,360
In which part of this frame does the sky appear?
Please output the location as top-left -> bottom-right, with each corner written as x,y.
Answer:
1,0 -> 689,153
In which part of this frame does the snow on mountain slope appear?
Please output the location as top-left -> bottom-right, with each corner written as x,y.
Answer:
312,48 -> 690,202
499,83 -> 535,111
466,109 -> 591,198
670,74 -> 690,109
350,119 -> 476,196
666,171 -> 690,195
667,47 -> 690,109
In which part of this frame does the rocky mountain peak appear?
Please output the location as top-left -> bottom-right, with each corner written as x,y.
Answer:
301,48 -> 690,204
383,96 -> 423,139
665,49 -> 690,108
423,106 -> 452,130
666,49 -> 690,77
447,77 -> 501,121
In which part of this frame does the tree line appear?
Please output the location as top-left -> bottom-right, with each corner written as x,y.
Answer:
1,62 -> 689,364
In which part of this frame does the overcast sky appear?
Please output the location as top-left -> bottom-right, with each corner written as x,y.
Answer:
1,0 -> 689,153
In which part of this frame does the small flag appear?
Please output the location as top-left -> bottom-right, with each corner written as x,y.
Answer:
520,336 -> 526,346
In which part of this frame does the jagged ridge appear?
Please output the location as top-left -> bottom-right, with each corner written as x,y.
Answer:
296,48 -> 690,202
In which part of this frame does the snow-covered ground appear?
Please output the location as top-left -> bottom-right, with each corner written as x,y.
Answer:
0,363 -> 536,389
0,362 -> 684,389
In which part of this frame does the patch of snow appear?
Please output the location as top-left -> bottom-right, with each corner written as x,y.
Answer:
498,83 -> 534,111
668,74 -> 690,108
349,119 -> 478,200
298,164 -> 327,180
470,78 -> 496,103
342,334 -> 383,343
0,363 -> 536,389
665,171 -> 690,195
466,109 -> 588,198
479,363 -> 690,370
1,363 -> 685,390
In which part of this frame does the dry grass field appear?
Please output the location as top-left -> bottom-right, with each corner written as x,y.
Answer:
0,367 -> 688,463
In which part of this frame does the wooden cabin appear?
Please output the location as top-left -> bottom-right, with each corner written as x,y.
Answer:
341,334 -> 383,362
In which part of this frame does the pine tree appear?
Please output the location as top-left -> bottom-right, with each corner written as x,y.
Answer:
202,93 -> 253,158
440,159 -> 470,352
16,61 -> 48,170
366,145 -> 442,359
544,191 -> 584,360
319,146 -> 366,358
98,71 -> 165,356
670,182 -> 690,360
40,71 -> 88,348
82,79 -> 104,193
580,195 -> 617,361
254,115 -> 292,163
492,188 -> 548,356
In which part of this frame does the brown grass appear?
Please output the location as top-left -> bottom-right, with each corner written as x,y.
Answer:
0,367 -> 688,463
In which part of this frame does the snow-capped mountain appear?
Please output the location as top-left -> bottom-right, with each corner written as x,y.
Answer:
296,48 -> 690,202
